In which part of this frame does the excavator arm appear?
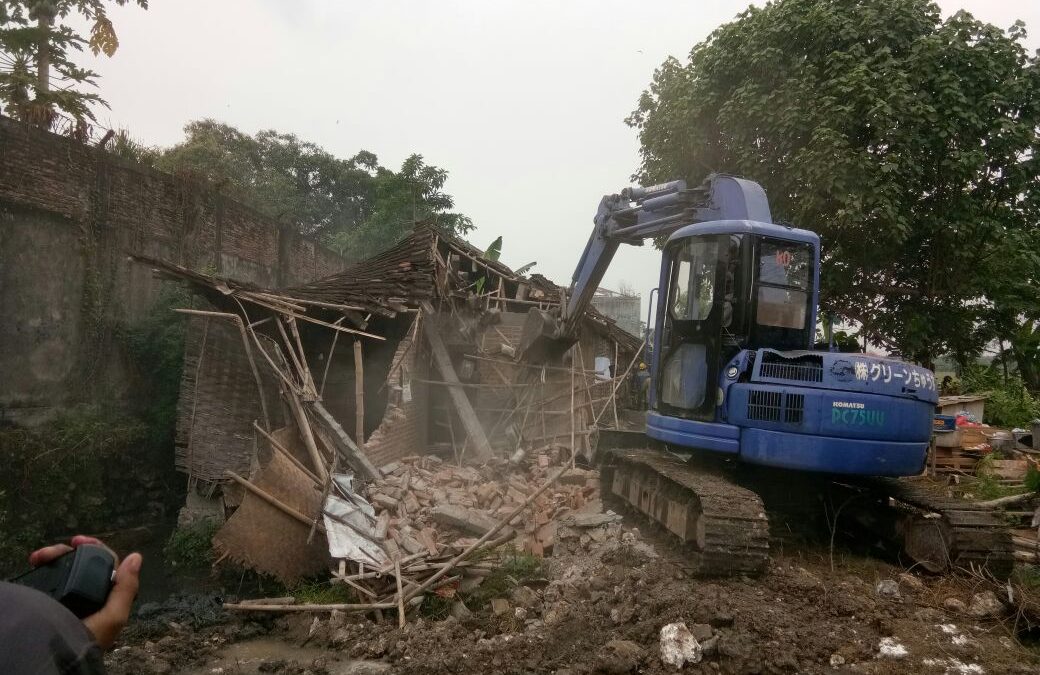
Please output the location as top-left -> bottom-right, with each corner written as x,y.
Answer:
520,174 -> 773,360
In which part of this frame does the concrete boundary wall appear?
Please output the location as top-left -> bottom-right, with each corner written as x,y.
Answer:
0,117 -> 346,425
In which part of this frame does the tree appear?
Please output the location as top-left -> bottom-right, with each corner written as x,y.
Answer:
329,154 -> 473,260
978,226 -> 1040,389
156,120 -> 473,260
0,1 -> 147,126
628,0 -> 1040,368
157,120 -> 381,240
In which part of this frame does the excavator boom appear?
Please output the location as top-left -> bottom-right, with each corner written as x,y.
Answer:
520,175 -> 772,360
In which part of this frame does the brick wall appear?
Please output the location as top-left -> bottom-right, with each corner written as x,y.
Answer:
363,316 -> 430,468
0,117 -> 347,424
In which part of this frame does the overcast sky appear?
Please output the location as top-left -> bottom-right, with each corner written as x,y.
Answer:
80,0 -> 1040,316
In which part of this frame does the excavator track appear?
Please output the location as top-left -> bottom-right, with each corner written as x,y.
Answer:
602,447 -> 770,576
857,477 -> 1015,580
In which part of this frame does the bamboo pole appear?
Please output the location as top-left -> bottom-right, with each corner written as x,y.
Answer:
319,317 -> 344,397
395,558 -> 406,627
286,317 -> 317,398
612,341 -> 620,428
308,453 -> 338,545
462,352 -> 605,376
287,390 -> 329,481
354,340 -> 365,447
569,348 -> 576,468
593,340 -> 646,426
276,316 -> 312,396
224,601 -> 396,613
224,470 -> 322,532
252,421 -> 321,485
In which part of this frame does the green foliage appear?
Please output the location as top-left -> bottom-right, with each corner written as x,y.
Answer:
155,121 -> 473,260
1012,564 -> 1040,591
290,580 -> 356,605
972,454 -> 1021,501
0,1 -> 147,124
106,129 -> 160,166
163,520 -> 218,569
156,121 -> 381,240
0,407 -> 146,575
628,0 -> 1040,367
1025,464 -> 1040,494
418,593 -> 454,620
464,553 -> 542,610
330,153 -> 474,260
474,235 -> 503,294
961,366 -> 1040,428
121,284 -> 190,449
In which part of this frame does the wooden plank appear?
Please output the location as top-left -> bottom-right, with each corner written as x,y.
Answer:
419,301 -> 493,461
307,400 -> 381,482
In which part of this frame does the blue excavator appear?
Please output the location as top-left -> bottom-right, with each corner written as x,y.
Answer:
521,175 -> 1012,578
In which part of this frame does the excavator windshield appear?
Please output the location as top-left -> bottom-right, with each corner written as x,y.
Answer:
752,238 -> 814,350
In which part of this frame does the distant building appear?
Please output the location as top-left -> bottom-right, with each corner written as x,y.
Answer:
592,287 -> 642,338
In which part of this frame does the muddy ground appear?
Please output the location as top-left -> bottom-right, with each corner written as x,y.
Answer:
104,514 -> 1040,675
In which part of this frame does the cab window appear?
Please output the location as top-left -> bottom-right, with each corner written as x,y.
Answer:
670,238 -> 719,321
753,239 -> 813,348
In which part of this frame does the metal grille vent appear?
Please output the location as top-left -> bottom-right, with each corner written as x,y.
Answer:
784,393 -> 805,424
760,352 -> 823,383
747,390 -> 782,422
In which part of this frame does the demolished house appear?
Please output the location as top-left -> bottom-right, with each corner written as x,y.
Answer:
133,223 -> 642,614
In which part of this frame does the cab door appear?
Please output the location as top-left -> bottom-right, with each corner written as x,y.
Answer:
655,234 -> 730,421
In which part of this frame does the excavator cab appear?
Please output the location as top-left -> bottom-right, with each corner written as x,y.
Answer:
653,225 -> 820,422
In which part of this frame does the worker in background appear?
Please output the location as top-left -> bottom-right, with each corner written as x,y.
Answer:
0,535 -> 142,674
633,362 -> 651,409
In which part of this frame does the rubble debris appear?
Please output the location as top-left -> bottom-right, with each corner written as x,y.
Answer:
431,504 -> 504,537
875,579 -> 901,599
559,511 -> 621,528
132,224 -> 646,630
898,572 -> 925,591
877,637 -> 909,659
968,591 -> 1005,618
659,622 -> 702,669
597,639 -> 644,674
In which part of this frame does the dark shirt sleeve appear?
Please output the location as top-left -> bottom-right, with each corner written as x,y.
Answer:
0,581 -> 105,675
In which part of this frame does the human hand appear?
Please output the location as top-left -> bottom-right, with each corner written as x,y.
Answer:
29,535 -> 143,649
